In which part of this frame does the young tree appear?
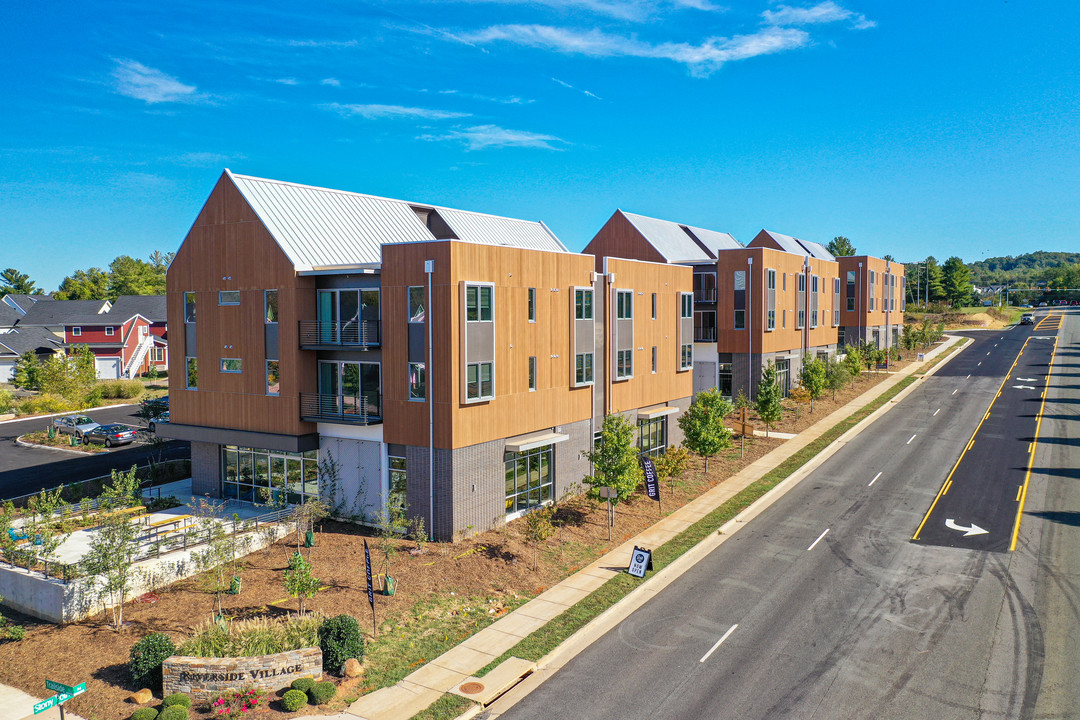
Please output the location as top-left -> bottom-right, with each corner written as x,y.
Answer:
283,551 -> 321,616
827,236 -> 856,257
798,357 -> 827,412
824,356 -> 850,401
787,385 -> 811,421
83,506 -> 138,627
654,444 -> 690,490
290,497 -> 329,552
521,506 -> 556,571
755,364 -> 784,437
192,499 -> 248,617
0,268 -> 43,296
11,352 -> 41,391
581,413 -> 643,503
841,348 -> 862,387
25,486 -> 70,573
678,388 -> 733,472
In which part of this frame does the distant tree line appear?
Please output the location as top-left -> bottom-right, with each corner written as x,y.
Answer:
0,251 -> 174,301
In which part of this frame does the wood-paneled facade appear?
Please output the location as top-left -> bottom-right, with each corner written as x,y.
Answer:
837,255 -> 906,348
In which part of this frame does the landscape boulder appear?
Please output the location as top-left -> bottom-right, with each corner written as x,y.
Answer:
344,658 -> 363,678
129,689 -> 154,704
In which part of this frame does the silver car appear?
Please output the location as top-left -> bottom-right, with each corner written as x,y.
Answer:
52,415 -> 100,439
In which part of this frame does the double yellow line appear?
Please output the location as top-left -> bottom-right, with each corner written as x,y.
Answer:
1010,336 -> 1058,551
912,337 -> 1032,541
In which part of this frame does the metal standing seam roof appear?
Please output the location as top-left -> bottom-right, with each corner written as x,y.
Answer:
620,211 -> 740,263
760,230 -> 836,261
228,172 -> 567,270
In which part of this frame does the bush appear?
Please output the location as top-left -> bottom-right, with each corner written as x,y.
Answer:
130,709 -> 159,720
178,615 -> 321,658
98,379 -> 145,399
16,393 -> 73,416
130,632 -> 177,686
162,693 -> 191,709
282,689 -> 308,712
0,389 -> 14,414
4,625 -> 25,641
290,677 -> 315,693
158,707 -> 188,720
317,614 -> 364,674
308,681 -> 336,705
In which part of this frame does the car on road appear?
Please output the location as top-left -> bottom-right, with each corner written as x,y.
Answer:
52,415 -> 100,439
148,410 -> 169,434
140,395 -> 169,417
82,424 -> 139,447
1020,313 -> 1035,325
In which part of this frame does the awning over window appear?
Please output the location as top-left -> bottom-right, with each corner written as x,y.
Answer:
637,405 -> 679,420
504,430 -> 569,453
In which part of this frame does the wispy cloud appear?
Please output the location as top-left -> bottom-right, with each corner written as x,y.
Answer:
761,2 -> 875,30
438,89 -> 532,105
322,103 -> 471,120
273,77 -> 300,85
459,25 -> 809,76
453,0 -> 724,21
111,59 -> 207,104
420,124 -> 568,150
282,38 -> 359,48
320,78 -> 341,87
552,77 -> 602,100
168,151 -> 246,167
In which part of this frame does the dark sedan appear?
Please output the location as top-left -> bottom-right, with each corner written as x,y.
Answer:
83,424 -> 139,448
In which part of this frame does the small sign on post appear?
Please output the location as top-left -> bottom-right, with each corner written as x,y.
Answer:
35,682 -> 86,717
627,546 -> 653,578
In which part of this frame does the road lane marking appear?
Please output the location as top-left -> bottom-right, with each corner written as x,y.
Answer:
933,408 -> 940,416
952,388 -> 958,395
913,336 -> 1036,541
987,352 -> 991,356
1028,442 -> 1033,453
1016,486 -> 1023,502
869,472 -> 883,487
945,519 -> 989,536
966,374 -> 971,379
807,529 -> 830,551
906,434 -> 917,445
1011,336 -> 1059,551
699,624 -> 739,663
943,479 -> 953,495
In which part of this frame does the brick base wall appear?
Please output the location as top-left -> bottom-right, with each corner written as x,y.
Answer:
162,648 -> 322,701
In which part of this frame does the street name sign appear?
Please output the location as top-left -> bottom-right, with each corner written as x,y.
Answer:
45,680 -> 77,695
34,683 -> 86,714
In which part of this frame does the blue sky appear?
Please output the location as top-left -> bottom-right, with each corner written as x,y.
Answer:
3,1 -> 1078,291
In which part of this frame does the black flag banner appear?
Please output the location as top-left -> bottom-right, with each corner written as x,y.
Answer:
364,539 -> 374,608
641,456 -> 660,501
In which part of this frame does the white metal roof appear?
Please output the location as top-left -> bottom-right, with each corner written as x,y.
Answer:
228,171 -> 567,270
759,230 -> 836,261
621,211 -> 740,263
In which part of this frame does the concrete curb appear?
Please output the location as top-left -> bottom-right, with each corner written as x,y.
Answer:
0,403 -> 139,426
12,435 -> 103,456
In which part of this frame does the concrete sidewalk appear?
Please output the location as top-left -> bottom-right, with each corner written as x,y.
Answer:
308,337 -> 965,720
1,683 -> 87,720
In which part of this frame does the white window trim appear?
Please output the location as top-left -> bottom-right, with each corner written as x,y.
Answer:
71,327 -> 81,337
465,361 -> 495,402
465,282 -> 495,323
573,351 -> 595,387
105,326 -> 114,336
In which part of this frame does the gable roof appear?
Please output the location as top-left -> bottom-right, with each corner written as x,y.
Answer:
0,303 -> 20,328
2,294 -> 53,315
110,295 -> 167,323
753,230 -> 836,261
620,211 -> 740,263
15,299 -> 112,327
226,171 -> 568,271
0,327 -> 62,357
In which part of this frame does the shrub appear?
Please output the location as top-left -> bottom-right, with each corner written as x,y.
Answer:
178,615 -> 321,658
290,677 -> 315,693
162,693 -> 191,708
130,709 -> 159,720
308,681 -> 336,705
282,689 -> 308,712
98,379 -> 144,399
211,689 -> 265,719
130,632 -> 177,686
0,389 -> 14,414
158,707 -> 188,720
4,625 -> 26,641
16,393 -> 72,416
318,614 -> 364,674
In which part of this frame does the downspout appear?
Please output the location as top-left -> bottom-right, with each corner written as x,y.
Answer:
425,259 -> 434,541
747,255 -> 753,401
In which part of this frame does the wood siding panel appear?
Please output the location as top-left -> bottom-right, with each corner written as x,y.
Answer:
583,211 -> 666,272
838,256 -> 905,329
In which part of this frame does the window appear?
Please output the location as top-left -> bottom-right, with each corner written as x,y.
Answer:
105,326 -> 114,336
681,293 -> 693,319
616,290 -> 632,319
389,456 -> 407,509
219,291 -> 240,306
186,357 -> 198,389
734,310 -> 745,330
466,361 -> 494,400
317,289 -> 379,345
718,361 -> 733,399
221,358 -> 242,373
505,444 -> 553,514
694,310 -> 717,342
811,275 -> 819,328
901,276 -> 907,312
734,270 -> 746,330
869,270 -> 876,311
637,417 -> 667,458
466,285 -> 493,322
575,289 -> 593,319
266,360 -> 280,395
694,272 -> 717,302
797,274 -> 806,329
575,352 -> 594,385
408,286 -> 425,323
838,327 -> 846,347
775,359 -> 790,397
221,445 -> 319,506
833,278 -> 841,326
766,269 -> 776,331
71,327 -> 81,337
152,348 -> 165,362
846,271 -> 856,311
265,290 -> 279,324
528,356 -> 536,391
528,288 -> 536,323
652,293 -> 657,320
616,349 -> 633,379
185,292 -> 197,323
408,363 -> 426,400
651,346 -> 657,373
680,344 -> 693,370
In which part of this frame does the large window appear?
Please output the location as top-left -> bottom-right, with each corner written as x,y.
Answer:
575,289 -> 593,319
466,284 -> 493,322
220,358 -> 242,373
797,274 -> 806,329
694,272 -> 717,303
681,293 -> 693,319
869,270 -> 877,311
185,292 -> 197,323
505,444 -> 553,514
811,275 -> 819,328
265,290 -> 279,324
318,289 -> 379,344
694,310 -> 717,342
638,417 -> 667,458
616,349 -> 633,379
718,361 -> 733,399
266,360 -> 280,396
186,357 -> 198,389
408,286 -> 425,323
734,271 -> 746,330
833,278 -> 841,326
575,352 -> 594,385
616,290 -> 632,319
766,269 -> 776,331
389,456 -> 407,509
466,361 -> 494,400
319,360 -> 381,419
408,362 -> 426,400
775,359 -> 790,397
846,271 -> 856,311
222,445 -> 318,505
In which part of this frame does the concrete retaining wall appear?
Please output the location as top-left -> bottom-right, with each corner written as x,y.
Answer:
163,647 -> 322,701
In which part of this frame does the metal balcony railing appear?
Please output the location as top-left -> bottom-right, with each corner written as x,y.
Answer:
694,326 -> 718,342
298,320 -> 380,348
693,290 -> 718,303
300,391 -> 382,424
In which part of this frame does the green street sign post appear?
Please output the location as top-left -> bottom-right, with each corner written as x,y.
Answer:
35,682 -> 86,717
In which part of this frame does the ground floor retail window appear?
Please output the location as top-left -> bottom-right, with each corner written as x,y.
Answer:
389,456 -> 407,509
505,444 -> 553,514
717,363 -> 733,399
221,445 -> 318,505
774,359 -> 791,397
638,417 -> 667,458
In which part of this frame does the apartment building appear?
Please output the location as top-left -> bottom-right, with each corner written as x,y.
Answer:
161,171 -> 692,540
836,256 -> 906,349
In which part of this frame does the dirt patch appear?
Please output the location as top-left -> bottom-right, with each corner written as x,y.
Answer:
18,431 -> 108,454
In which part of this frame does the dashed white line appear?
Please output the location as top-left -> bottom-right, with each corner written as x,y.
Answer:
906,434 -> 917,445
952,388 -> 959,395
869,472 -> 883,487
807,528 -> 830,552
933,408 -> 941,416
977,362 -> 982,366
699,624 -> 739,663
966,374 -> 971,379
987,351 -> 991,356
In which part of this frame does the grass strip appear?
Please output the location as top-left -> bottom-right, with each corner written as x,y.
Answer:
914,339 -> 964,376
469,373 -> 918,683
409,694 -> 475,720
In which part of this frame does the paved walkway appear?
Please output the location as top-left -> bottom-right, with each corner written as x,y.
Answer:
305,338 -> 964,720
2,683 -> 87,720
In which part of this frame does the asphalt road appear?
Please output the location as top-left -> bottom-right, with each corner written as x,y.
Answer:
492,310 -> 1077,720
0,404 -> 190,500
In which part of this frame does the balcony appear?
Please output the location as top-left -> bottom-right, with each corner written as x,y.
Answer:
694,326 -> 717,343
693,290 -> 718,304
299,320 -> 380,349
300,392 -> 382,425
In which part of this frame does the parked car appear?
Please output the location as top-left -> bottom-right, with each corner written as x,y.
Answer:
83,424 -> 138,447
148,410 -> 169,434
140,395 -> 169,417
1020,313 -> 1035,325
52,415 -> 100,439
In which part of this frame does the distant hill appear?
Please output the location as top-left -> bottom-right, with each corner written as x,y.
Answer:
969,251 -> 1080,285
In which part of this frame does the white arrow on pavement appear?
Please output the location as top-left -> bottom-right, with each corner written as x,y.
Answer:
1015,377 -> 1037,382
945,519 -> 989,536
1012,385 -> 1036,390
